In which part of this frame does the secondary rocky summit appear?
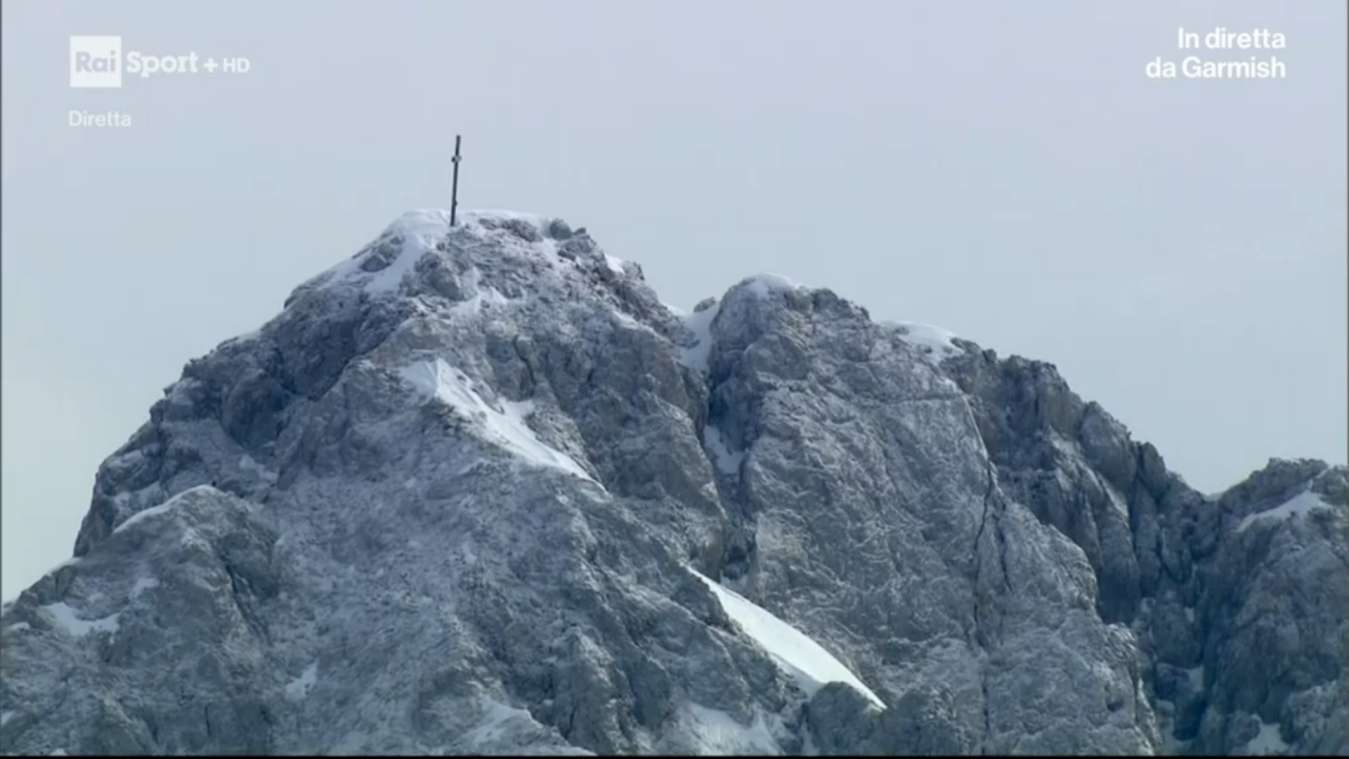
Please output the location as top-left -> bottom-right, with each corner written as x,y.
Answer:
2,210 -> 1345,755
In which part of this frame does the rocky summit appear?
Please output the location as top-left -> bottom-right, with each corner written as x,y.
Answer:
2,210 -> 1345,755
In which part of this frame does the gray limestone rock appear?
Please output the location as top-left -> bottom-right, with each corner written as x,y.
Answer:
2,209 -> 1344,756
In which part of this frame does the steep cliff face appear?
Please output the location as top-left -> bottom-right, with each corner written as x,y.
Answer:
2,210 -> 1344,755
945,348 -> 1349,755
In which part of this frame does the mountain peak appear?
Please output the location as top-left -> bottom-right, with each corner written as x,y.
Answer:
287,208 -> 637,305
2,210 -> 1344,756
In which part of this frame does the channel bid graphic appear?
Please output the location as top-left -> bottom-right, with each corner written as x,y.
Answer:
69,35 -> 123,88
68,35 -> 252,89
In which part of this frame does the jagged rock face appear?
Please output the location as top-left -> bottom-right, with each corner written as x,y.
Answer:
1,210 -> 1344,755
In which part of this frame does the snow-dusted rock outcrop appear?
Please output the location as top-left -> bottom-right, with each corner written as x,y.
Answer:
2,209 -> 1344,755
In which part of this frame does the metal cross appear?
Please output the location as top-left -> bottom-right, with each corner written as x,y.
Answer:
450,134 -> 462,227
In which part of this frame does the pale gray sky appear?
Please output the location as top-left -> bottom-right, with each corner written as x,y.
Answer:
3,1 -> 1345,599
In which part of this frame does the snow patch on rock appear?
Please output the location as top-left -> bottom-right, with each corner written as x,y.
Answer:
688,568 -> 886,709
40,602 -> 119,638
1237,490 -> 1333,533
742,273 -> 800,299
677,703 -> 782,755
399,359 -> 598,485
238,454 -> 277,485
464,699 -> 536,745
603,253 -> 627,275
130,577 -> 160,600
344,209 -> 453,294
449,285 -> 509,319
678,298 -> 722,372
885,321 -> 960,364
702,425 -> 745,475
285,662 -> 318,701
1183,665 -> 1203,691
113,484 -> 216,534
1246,721 -> 1289,755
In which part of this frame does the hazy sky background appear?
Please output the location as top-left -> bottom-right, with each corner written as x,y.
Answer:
2,0 -> 1345,598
